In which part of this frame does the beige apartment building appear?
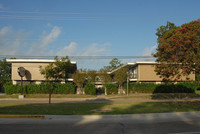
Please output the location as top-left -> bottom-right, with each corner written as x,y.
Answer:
109,61 -> 195,83
7,59 -> 77,85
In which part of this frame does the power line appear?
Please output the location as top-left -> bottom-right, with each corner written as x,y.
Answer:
0,55 -> 154,59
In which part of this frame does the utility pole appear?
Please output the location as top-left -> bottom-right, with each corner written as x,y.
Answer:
127,72 -> 129,96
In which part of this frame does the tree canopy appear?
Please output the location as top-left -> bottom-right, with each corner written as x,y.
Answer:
72,69 -> 87,94
154,19 -> 200,83
0,59 -> 11,85
40,56 -> 74,82
104,58 -> 123,71
114,68 -> 127,94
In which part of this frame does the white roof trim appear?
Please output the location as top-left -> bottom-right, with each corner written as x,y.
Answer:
6,59 -> 76,64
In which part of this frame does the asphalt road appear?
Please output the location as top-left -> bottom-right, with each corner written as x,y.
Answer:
1,112 -> 200,134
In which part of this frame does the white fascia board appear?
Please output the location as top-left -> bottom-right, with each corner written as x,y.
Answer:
109,62 -> 136,74
129,79 -> 138,81
135,61 -> 157,64
67,78 -> 74,81
6,59 -> 76,64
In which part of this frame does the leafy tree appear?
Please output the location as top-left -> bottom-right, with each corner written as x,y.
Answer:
154,19 -> 200,84
99,68 -> 112,95
39,56 -> 74,104
72,69 -> 87,94
0,58 -> 11,85
114,68 -> 127,94
40,56 -> 74,82
87,70 -> 97,82
104,58 -> 123,71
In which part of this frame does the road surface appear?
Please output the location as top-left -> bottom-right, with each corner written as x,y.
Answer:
1,112 -> 200,134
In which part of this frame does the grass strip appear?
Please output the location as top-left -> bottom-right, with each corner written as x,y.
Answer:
0,101 -> 200,115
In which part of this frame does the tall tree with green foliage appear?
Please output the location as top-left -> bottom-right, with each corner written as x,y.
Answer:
154,19 -> 200,84
99,68 -> 112,95
87,70 -> 97,82
104,58 -> 123,71
0,59 -> 11,85
39,56 -> 74,104
40,56 -> 74,82
72,69 -> 87,94
114,68 -> 127,94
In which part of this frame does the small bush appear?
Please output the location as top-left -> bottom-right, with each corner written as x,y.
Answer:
105,83 -> 118,95
84,82 -> 96,95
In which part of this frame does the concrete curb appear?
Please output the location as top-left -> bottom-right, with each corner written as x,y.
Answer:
0,115 -> 45,119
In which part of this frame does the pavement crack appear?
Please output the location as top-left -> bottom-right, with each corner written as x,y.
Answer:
120,123 -> 125,134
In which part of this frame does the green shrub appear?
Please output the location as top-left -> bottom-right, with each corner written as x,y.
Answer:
84,82 -> 96,95
153,84 -> 195,93
105,83 -> 118,95
124,83 -> 157,93
177,82 -> 198,91
4,82 -> 76,95
54,83 -> 76,94
4,84 -> 21,94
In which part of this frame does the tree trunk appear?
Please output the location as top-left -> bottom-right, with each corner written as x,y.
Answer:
105,87 -> 107,95
198,73 -> 200,86
76,87 -> 82,94
118,85 -> 125,94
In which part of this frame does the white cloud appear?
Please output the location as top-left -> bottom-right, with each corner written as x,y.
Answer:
0,26 -> 26,55
56,42 -> 77,56
142,45 -> 157,56
27,26 -> 61,55
40,26 -> 61,48
82,43 -> 110,56
56,42 -> 111,56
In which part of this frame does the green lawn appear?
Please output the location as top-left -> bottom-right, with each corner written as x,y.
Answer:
0,101 -> 200,115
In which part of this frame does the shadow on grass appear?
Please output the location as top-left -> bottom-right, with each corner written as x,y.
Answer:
0,98 -> 113,115
151,93 -> 200,100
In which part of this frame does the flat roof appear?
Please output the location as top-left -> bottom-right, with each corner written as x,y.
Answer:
6,59 -> 77,64
108,61 -> 156,74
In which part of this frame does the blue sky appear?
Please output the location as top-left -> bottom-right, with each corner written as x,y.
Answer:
0,0 -> 199,69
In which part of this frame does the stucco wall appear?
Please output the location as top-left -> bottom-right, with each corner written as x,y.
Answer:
138,64 -> 195,81
138,64 -> 162,81
12,62 -> 49,81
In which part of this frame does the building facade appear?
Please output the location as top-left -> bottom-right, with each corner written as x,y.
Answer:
109,61 -> 195,83
7,59 -> 77,85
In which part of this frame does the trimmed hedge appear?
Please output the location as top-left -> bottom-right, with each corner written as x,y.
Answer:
124,82 -> 197,94
84,82 -> 96,95
105,83 -> 118,95
124,83 -> 157,93
4,83 -> 76,95
153,84 -> 195,93
4,84 -> 22,94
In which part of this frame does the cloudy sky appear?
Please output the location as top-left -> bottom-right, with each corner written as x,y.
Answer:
0,0 -> 199,69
